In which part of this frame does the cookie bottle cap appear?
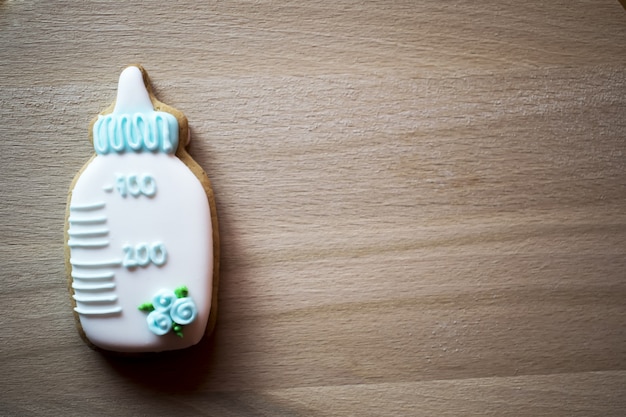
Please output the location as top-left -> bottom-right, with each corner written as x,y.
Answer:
92,66 -> 179,155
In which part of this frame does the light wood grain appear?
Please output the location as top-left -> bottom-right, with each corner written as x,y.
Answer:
1,0 -> 625,415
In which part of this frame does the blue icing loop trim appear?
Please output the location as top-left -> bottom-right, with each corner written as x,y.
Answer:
93,111 -> 179,155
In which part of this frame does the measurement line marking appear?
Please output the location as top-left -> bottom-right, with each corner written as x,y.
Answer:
70,202 -> 106,211
68,216 -> 107,225
68,228 -> 109,238
103,184 -> 114,192
70,259 -> 122,268
73,294 -> 118,303
74,306 -> 122,316
71,271 -> 115,280
68,240 -> 110,248
72,282 -> 115,291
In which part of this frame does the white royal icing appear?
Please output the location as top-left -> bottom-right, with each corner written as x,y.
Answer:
68,66 -> 213,352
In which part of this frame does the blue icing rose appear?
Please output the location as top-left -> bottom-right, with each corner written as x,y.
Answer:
170,297 -> 197,325
152,289 -> 177,312
146,310 -> 172,335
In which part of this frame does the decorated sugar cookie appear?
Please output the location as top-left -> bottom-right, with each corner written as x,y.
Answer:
65,65 -> 219,353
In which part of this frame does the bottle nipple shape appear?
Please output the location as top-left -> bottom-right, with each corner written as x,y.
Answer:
113,66 -> 155,114
67,65 -> 217,353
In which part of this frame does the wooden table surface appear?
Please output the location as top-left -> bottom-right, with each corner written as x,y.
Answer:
1,1 -> 625,415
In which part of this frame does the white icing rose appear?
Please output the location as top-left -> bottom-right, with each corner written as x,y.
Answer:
170,297 -> 197,325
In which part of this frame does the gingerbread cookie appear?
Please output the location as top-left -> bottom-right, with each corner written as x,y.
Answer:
65,65 -> 219,353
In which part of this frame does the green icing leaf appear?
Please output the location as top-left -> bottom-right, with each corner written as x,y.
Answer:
138,302 -> 155,312
174,285 -> 188,298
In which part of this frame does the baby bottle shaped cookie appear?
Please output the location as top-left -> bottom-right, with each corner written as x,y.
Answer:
65,66 -> 218,353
